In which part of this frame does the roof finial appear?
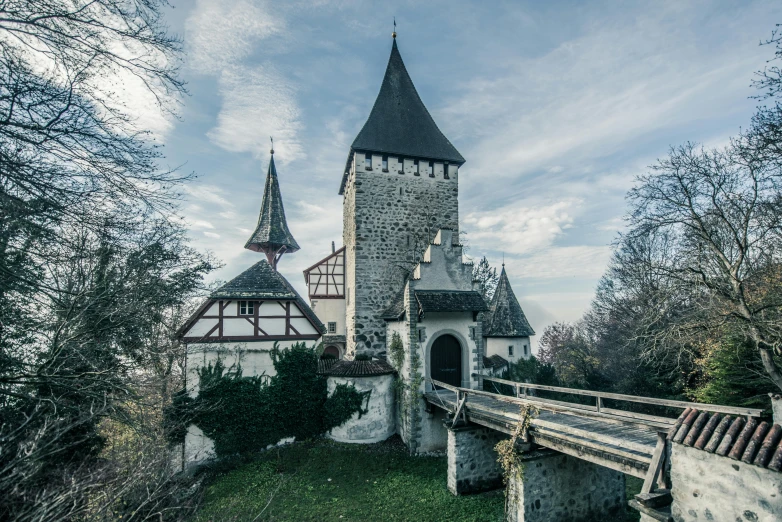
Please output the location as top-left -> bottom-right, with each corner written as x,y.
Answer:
270,136 -> 274,155
502,252 -> 505,267
392,17 -> 396,39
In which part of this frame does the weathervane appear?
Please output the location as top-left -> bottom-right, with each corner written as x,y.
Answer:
392,17 -> 396,39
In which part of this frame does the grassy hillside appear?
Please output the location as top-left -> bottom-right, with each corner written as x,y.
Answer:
195,437 -> 642,522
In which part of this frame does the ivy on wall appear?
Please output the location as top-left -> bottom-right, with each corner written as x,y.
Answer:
166,343 -> 368,458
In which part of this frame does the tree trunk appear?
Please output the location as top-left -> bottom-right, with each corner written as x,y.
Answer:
759,346 -> 782,392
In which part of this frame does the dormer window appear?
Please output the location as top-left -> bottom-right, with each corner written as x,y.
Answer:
382,156 -> 388,172
414,159 -> 420,176
429,161 -> 434,178
444,162 -> 450,179
239,301 -> 254,315
365,153 -> 372,170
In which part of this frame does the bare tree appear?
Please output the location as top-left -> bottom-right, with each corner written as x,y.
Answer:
0,2 -> 214,519
625,140 -> 782,390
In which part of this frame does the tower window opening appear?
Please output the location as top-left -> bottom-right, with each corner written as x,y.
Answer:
414,159 -> 419,176
444,162 -> 450,179
399,187 -> 402,195
429,161 -> 434,178
239,301 -> 254,315
365,153 -> 372,170
382,155 -> 388,172
508,345 -> 514,357
523,344 -> 528,356
398,159 -> 404,174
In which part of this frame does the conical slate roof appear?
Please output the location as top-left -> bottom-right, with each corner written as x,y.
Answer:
352,40 -> 464,164
245,154 -> 300,254
483,267 -> 535,338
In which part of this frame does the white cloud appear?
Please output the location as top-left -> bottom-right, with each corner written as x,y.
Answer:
207,64 -> 304,161
186,0 -> 284,75
185,0 -> 303,159
463,199 -> 580,255
509,246 -> 612,280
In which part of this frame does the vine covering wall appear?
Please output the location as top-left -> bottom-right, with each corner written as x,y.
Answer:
167,343 -> 367,458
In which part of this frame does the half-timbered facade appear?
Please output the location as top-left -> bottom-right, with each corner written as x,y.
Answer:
303,244 -> 346,358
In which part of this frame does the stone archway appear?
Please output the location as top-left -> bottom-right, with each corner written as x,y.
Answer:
430,334 -> 462,388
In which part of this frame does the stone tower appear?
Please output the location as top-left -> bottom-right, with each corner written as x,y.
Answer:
341,37 -> 465,356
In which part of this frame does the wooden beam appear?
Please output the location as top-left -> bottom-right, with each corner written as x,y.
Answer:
641,433 -> 667,494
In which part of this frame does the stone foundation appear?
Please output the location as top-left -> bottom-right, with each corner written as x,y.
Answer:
447,423 -> 506,495
670,443 -> 782,522
507,449 -> 626,522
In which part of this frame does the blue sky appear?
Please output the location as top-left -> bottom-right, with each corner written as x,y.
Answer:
150,0 -> 780,345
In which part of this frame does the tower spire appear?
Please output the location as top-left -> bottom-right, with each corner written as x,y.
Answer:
244,148 -> 300,270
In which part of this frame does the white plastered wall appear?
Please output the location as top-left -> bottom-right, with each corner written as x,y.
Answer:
311,298 -> 346,335
485,337 -> 531,364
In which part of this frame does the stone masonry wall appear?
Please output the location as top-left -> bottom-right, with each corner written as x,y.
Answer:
670,443 -> 782,522
447,424 -> 506,495
507,450 -> 626,522
343,159 -> 459,357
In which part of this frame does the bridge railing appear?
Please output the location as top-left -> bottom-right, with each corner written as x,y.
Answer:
477,374 -> 764,420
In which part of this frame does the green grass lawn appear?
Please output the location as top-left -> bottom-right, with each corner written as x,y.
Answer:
195,437 -> 643,522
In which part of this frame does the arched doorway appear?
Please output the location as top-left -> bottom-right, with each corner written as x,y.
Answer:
430,334 -> 462,388
322,345 -> 341,359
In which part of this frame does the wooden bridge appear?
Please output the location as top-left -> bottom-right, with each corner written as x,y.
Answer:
424,375 -> 764,501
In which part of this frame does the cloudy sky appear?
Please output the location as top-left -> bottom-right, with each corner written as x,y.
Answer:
151,0 -> 780,346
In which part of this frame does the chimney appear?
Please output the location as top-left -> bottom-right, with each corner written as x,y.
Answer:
332,241 -> 335,253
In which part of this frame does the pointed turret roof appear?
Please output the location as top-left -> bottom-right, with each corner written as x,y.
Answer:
351,39 -> 464,163
245,154 -> 300,254
483,267 -> 535,338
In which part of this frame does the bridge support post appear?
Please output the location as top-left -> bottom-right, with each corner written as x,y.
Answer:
506,449 -> 626,522
447,423 -> 505,495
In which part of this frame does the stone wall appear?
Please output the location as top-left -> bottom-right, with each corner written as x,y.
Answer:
670,443 -> 782,522
447,424 -> 506,495
326,373 -> 396,444
343,156 -> 460,357
507,450 -> 626,522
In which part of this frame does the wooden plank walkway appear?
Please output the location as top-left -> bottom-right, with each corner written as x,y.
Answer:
425,388 -> 660,479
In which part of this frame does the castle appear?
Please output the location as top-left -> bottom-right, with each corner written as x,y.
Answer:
179,35 -> 535,461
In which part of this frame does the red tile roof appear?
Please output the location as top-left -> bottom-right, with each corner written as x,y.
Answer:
669,408 -> 781,471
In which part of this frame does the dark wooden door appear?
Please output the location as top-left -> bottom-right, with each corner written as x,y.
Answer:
430,334 -> 462,388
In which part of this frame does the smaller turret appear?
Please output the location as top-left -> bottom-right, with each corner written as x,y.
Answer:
245,145 -> 300,270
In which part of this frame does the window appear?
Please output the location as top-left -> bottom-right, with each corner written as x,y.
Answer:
382,156 -> 388,172
239,301 -> 254,315
508,345 -> 514,357
414,159 -> 420,176
444,162 -> 450,179
523,344 -> 528,356
328,322 -> 337,333
398,159 -> 404,174
429,161 -> 434,178
365,153 -> 372,170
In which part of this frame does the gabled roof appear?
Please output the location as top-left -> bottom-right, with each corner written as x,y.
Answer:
318,359 -> 396,377
245,154 -> 300,254
341,39 -> 464,195
209,260 -> 324,333
381,287 -> 407,321
415,290 -> 488,314
483,267 -> 535,338
483,355 -> 509,370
